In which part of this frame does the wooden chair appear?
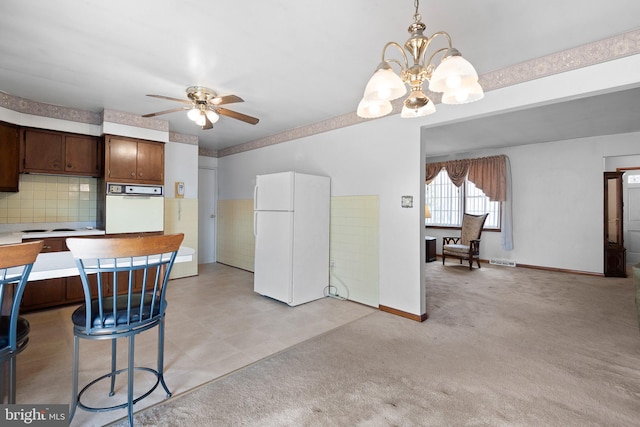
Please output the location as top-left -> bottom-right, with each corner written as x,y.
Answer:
442,213 -> 489,270
0,240 -> 43,403
66,233 -> 184,426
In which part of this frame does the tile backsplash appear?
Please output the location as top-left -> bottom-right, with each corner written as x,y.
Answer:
0,175 -> 98,224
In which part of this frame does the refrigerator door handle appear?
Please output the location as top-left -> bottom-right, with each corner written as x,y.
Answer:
253,211 -> 258,237
253,184 -> 259,210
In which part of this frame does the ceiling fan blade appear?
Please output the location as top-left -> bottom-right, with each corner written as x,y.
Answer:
146,94 -> 192,104
142,106 -> 190,118
217,107 -> 260,125
201,113 -> 214,130
212,94 -> 244,105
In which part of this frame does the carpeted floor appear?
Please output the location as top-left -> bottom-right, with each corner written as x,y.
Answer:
111,263 -> 640,426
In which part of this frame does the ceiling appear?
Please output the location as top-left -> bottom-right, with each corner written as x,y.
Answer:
1,0 -> 640,154
422,87 -> 640,157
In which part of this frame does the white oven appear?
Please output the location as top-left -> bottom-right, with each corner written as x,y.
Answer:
105,183 -> 164,234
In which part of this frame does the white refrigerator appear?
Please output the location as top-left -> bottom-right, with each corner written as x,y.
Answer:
253,172 -> 330,306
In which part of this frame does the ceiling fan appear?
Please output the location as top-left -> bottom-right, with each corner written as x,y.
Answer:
142,86 -> 259,130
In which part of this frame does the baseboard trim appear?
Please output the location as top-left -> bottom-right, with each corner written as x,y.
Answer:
436,255 -> 604,277
379,305 -> 428,322
514,263 -> 604,277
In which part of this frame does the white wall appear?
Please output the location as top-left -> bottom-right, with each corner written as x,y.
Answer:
165,142 -> 199,198
164,141 -> 199,278
218,114 -> 426,317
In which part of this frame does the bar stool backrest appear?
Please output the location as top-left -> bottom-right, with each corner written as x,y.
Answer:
66,234 -> 184,336
0,240 -> 43,351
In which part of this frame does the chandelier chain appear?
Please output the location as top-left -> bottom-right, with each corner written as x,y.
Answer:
413,0 -> 421,23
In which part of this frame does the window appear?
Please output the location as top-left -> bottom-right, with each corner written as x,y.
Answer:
425,170 -> 500,229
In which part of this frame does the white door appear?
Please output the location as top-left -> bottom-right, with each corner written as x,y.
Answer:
254,211 -> 293,303
624,170 -> 640,265
198,168 -> 217,264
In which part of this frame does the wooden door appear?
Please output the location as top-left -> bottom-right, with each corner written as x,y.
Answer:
0,122 -> 20,192
22,129 -> 64,173
604,171 -> 626,277
106,136 -> 138,181
136,141 -> 164,183
65,134 -> 100,176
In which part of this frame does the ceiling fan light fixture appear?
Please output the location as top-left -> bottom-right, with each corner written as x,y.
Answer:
205,109 -> 220,124
194,113 -> 207,127
187,107 -> 201,122
143,86 -> 259,129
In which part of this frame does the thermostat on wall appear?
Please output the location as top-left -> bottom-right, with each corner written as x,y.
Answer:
175,182 -> 185,198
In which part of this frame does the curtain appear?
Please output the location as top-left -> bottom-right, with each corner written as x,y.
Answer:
425,155 -> 507,201
425,163 -> 443,185
468,155 -> 507,202
424,160 -> 470,187
444,160 -> 469,187
425,154 -> 513,250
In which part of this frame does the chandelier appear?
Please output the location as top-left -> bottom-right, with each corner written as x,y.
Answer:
357,0 -> 483,119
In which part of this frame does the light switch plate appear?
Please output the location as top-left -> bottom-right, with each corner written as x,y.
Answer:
401,195 -> 413,208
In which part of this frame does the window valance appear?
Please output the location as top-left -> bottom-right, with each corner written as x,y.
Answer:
426,155 -> 507,202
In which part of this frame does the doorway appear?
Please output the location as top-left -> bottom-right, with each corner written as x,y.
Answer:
198,167 -> 217,264
622,168 -> 640,265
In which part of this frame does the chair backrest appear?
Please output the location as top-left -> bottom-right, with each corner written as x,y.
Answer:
460,213 -> 489,245
0,240 -> 44,349
65,233 -> 184,335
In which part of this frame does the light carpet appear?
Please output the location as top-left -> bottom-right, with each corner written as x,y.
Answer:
111,263 -> 640,426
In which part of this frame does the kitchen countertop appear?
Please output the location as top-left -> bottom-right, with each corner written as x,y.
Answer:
0,223 -> 106,245
16,246 -> 195,281
20,228 -> 106,239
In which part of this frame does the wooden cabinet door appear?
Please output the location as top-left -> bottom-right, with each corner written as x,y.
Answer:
136,141 -> 164,183
65,134 -> 101,176
0,122 -> 20,192
65,275 -> 101,302
106,136 -> 138,181
22,129 -> 64,173
21,238 -> 67,311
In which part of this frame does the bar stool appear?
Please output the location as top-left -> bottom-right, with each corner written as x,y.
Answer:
0,240 -> 44,403
66,233 -> 184,426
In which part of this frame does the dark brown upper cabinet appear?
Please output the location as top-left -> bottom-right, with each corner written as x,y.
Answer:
0,121 -> 20,192
105,135 -> 164,185
21,128 -> 102,177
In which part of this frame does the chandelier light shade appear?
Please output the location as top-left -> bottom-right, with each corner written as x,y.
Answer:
357,0 -> 483,119
428,52 -> 479,93
400,88 -> 435,118
363,63 -> 407,102
357,98 -> 393,119
441,81 -> 484,105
